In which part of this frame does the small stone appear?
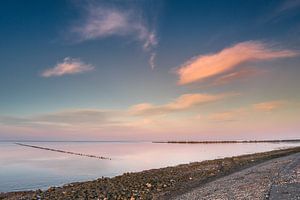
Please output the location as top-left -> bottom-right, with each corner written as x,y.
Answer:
146,183 -> 152,188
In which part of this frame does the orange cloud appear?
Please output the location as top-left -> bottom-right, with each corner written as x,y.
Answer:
212,67 -> 263,86
130,93 -> 227,115
253,101 -> 284,111
207,100 -> 286,123
208,108 -> 246,122
177,41 -> 298,85
41,57 -> 94,77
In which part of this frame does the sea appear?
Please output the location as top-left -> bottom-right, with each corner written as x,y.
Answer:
0,141 -> 299,192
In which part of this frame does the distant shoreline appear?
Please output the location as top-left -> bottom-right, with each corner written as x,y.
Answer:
153,139 -> 300,144
0,140 -> 147,143
0,139 -> 299,143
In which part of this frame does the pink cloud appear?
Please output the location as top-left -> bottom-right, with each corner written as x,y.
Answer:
41,57 -> 94,77
253,101 -> 285,111
207,100 -> 286,122
177,41 -> 298,85
212,67 -> 264,86
130,93 -> 227,116
208,108 -> 247,122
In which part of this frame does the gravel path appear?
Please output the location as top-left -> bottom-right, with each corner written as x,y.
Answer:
174,152 -> 300,200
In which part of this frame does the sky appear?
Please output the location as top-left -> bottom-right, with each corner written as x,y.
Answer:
0,0 -> 300,141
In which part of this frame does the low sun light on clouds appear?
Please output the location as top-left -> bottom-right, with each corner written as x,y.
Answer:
41,57 -> 94,77
177,41 -> 298,85
1,1 -> 300,140
130,93 -> 228,116
253,101 -> 285,111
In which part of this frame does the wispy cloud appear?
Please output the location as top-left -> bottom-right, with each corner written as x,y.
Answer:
208,108 -> 246,122
0,93 -> 288,132
149,53 -> 157,70
71,3 -> 158,69
207,100 -> 286,122
41,57 -> 94,77
0,109 -> 122,129
260,0 -> 300,24
278,0 -> 300,13
253,101 -> 285,111
211,68 -> 264,86
1,98 -> 293,140
130,93 -> 229,116
0,92 -> 231,130
177,41 -> 298,85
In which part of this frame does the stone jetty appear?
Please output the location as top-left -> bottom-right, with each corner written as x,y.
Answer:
15,143 -> 111,160
153,139 -> 300,144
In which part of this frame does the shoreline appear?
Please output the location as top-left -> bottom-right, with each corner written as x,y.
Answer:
0,139 -> 299,143
1,146 -> 300,200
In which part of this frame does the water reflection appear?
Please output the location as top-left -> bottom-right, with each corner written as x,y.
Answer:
0,141 -> 299,192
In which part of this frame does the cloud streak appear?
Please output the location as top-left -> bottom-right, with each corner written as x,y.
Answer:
71,3 -> 158,69
208,108 -> 247,122
41,57 -> 94,77
0,109 -> 121,129
0,93 -> 231,129
211,67 -> 264,86
130,93 -> 228,116
207,100 -> 286,122
149,53 -> 157,70
253,101 -> 285,111
278,0 -> 300,13
177,41 -> 298,85
72,6 -> 157,48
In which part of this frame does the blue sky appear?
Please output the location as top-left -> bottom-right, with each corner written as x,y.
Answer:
0,0 -> 300,140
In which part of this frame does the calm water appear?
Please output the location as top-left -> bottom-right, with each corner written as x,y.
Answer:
0,141 -> 299,192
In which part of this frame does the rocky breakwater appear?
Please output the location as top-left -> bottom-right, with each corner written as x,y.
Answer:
15,143 -> 111,160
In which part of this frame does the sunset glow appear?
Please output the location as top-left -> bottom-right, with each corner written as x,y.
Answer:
0,0 -> 299,141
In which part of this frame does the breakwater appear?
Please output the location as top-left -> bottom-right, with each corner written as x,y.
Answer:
15,143 -> 111,160
153,139 -> 300,144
